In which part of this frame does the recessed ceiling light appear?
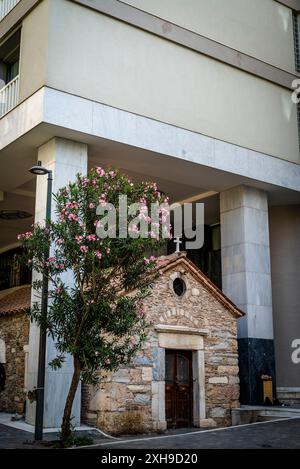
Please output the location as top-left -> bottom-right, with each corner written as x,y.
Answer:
0,210 -> 33,220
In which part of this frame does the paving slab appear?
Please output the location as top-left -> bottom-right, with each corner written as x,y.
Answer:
1,417 -> 300,449
85,418 -> 300,449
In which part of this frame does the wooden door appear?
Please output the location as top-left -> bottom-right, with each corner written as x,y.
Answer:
165,350 -> 193,428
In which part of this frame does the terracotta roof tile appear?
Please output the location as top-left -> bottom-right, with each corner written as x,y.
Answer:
0,285 -> 31,316
0,255 -> 244,319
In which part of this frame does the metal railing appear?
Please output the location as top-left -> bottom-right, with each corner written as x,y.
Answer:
0,75 -> 19,117
0,0 -> 20,22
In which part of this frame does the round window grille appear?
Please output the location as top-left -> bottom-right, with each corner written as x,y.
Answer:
173,277 -> 186,297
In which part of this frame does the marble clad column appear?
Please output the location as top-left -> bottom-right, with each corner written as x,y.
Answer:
26,138 -> 88,427
220,185 -> 275,404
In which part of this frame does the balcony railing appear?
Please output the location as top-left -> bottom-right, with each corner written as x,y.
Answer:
0,75 -> 19,117
0,0 -> 20,22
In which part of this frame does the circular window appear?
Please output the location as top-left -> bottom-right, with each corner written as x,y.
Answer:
173,277 -> 186,297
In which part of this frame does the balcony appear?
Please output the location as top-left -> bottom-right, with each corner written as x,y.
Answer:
0,0 -> 20,21
0,75 -> 19,117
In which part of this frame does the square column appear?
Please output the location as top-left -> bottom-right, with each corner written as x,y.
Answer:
26,138 -> 88,428
220,185 -> 275,404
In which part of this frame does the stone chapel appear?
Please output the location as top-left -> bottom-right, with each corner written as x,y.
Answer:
82,252 -> 243,434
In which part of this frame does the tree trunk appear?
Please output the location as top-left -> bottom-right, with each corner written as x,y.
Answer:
60,355 -> 81,441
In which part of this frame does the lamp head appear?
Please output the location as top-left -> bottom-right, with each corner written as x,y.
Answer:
29,161 -> 50,176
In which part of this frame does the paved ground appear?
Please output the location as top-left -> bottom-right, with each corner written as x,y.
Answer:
1,418 -> 300,449
0,423 -> 106,449
0,423 -> 46,449
90,418 -> 300,449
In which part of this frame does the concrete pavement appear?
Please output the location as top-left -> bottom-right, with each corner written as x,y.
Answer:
86,418 -> 300,449
1,417 -> 300,449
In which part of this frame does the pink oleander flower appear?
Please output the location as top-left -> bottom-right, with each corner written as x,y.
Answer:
87,299 -> 94,305
18,231 -> 33,240
47,256 -> 56,262
95,351 -> 100,357
108,170 -> 115,178
65,201 -> 79,210
95,250 -> 102,259
89,202 -> 95,209
75,235 -> 83,244
68,213 -> 78,222
56,239 -> 64,245
87,234 -> 97,242
106,247 -> 111,254
144,256 -> 156,265
80,177 -> 89,187
96,167 -> 105,177
139,308 -> 145,317
80,245 -> 88,253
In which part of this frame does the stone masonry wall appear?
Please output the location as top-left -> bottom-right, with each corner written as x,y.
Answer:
0,312 -> 29,413
82,263 -> 240,434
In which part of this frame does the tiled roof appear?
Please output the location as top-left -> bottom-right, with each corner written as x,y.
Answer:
0,285 -> 31,316
158,252 -> 245,318
0,255 -> 244,319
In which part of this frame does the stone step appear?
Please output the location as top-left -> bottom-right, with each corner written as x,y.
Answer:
231,406 -> 300,426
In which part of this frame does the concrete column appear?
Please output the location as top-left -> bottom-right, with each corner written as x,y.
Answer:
269,205 -> 300,403
220,185 -> 275,404
26,138 -> 88,428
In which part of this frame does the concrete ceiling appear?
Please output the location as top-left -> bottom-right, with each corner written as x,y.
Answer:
0,192 -> 34,251
0,121 -> 299,252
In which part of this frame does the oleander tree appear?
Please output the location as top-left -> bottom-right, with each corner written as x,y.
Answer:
18,167 -> 169,441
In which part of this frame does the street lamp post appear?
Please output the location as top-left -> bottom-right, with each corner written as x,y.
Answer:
29,161 -> 53,441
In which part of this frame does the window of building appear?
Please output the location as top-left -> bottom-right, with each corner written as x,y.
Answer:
173,277 -> 186,297
0,247 -> 31,291
0,28 -> 21,89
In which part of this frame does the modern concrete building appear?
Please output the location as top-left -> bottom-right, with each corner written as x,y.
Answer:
0,0 -> 299,428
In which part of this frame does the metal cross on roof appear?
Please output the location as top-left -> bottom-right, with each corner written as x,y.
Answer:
174,236 -> 182,253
